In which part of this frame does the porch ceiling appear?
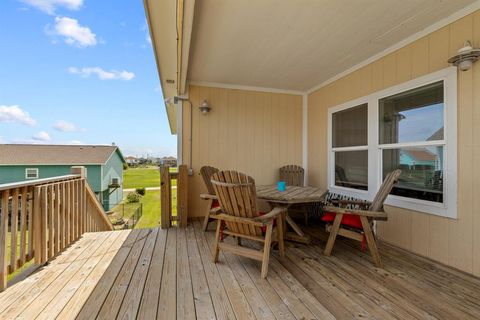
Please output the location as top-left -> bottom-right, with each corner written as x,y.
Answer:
188,0 -> 476,92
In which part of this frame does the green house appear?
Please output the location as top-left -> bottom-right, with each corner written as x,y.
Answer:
0,144 -> 126,210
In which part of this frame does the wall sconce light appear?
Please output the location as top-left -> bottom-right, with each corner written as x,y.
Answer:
199,100 -> 211,115
448,41 -> 480,71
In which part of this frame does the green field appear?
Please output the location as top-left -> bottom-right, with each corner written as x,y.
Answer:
113,166 -> 178,229
123,167 -> 161,189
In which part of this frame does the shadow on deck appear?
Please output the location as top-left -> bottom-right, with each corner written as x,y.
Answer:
0,221 -> 479,319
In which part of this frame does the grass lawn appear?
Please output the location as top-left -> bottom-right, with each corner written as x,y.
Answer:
123,166 -> 177,189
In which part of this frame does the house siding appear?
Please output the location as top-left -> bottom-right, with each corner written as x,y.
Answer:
101,151 -> 124,210
307,11 -> 480,276
183,85 -> 303,218
0,165 -> 102,191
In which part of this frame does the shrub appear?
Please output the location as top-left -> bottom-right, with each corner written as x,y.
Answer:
123,163 -> 128,170
126,192 -> 141,203
136,187 -> 146,196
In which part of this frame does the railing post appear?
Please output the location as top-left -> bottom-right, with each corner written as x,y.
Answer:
160,165 -> 171,228
0,190 -> 9,291
177,165 -> 189,227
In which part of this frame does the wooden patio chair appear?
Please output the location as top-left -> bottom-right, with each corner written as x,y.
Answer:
322,169 -> 402,267
210,170 -> 286,278
200,166 -> 220,231
279,164 -> 305,187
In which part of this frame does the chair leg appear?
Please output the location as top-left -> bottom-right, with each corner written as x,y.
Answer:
277,214 -> 285,258
360,216 -> 382,267
261,223 -> 273,278
324,213 -> 343,256
212,220 -> 223,263
202,199 -> 213,231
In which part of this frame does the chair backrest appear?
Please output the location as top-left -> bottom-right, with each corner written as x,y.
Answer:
369,169 -> 402,212
211,171 -> 262,237
200,166 -> 219,195
279,165 -> 305,187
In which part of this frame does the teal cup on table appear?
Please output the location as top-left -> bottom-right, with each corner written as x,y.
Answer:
277,181 -> 286,191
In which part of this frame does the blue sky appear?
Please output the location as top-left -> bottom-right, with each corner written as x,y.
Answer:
0,0 -> 176,157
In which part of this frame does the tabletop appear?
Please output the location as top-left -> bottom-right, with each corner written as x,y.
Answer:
256,185 -> 327,204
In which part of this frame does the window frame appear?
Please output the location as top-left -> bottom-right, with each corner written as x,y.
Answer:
25,168 -> 39,180
327,67 -> 457,218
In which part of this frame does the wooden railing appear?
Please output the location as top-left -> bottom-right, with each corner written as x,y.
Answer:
160,165 -> 188,228
0,167 -> 113,290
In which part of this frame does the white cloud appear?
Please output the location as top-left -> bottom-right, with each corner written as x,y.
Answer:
0,105 -> 36,126
50,17 -> 97,48
53,120 -> 85,132
20,0 -> 83,14
32,131 -> 51,142
68,67 -> 135,81
68,140 -> 83,145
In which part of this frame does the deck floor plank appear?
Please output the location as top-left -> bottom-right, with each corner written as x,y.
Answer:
136,227 -> 167,319
0,232 -> 104,318
158,228 -> 177,320
185,224 -> 216,320
117,228 -> 159,320
76,229 -> 142,320
0,223 -> 479,319
22,231 -> 121,319
96,228 -> 151,320
56,230 -> 132,319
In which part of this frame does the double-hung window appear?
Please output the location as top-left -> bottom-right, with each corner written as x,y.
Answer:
328,67 -> 457,218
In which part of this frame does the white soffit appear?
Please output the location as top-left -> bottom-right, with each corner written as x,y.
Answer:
188,0 -> 477,92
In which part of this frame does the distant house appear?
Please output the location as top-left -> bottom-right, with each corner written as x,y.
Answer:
400,148 -> 439,169
160,156 -> 177,167
0,144 -> 126,210
125,156 -> 139,165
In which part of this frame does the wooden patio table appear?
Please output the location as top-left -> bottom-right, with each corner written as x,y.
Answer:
256,185 -> 327,244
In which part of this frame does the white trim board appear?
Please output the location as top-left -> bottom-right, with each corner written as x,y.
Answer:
307,0 -> 480,95
302,94 -> 308,185
188,81 -> 304,96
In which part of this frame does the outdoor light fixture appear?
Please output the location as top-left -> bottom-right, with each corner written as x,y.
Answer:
448,41 -> 480,71
199,100 -> 211,114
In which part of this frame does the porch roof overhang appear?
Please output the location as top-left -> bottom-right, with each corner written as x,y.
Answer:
144,0 -> 480,134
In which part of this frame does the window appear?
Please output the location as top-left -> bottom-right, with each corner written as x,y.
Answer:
332,104 -> 368,190
25,168 -> 39,179
328,67 -> 457,218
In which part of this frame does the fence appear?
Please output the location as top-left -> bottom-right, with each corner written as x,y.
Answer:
0,167 -> 113,291
108,202 -> 143,229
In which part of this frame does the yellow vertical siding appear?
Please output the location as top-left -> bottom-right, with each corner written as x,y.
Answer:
183,85 -> 303,218
307,11 -> 480,276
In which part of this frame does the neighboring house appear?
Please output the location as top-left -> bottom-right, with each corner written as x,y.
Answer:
400,149 -> 437,168
160,156 -> 177,167
125,156 -> 139,165
0,144 -> 126,211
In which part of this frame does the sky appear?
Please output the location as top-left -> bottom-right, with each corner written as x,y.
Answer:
0,0 -> 176,158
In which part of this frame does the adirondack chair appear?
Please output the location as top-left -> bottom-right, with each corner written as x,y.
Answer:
200,166 -> 220,231
322,169 -> 402,267
279,165 -> 305,187
210,171 -> 286,278
279,165 -> 313,225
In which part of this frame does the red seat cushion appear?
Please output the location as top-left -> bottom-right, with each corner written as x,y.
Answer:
322,212 -> 363,229
211,199 -> 220,209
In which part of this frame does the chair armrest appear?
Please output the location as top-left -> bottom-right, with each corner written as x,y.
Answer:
200,193 -> 217,200
253,207 -> 287,222
323,205 -> 387,220
210,206 -> 222,214
211,213 -> 265,227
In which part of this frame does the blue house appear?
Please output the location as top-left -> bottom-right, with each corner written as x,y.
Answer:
0,144 -> 126,210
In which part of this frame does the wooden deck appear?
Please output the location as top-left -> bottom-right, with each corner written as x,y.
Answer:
1,221 -> 480,319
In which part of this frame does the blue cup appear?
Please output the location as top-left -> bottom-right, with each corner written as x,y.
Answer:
277,181 -> 286,191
